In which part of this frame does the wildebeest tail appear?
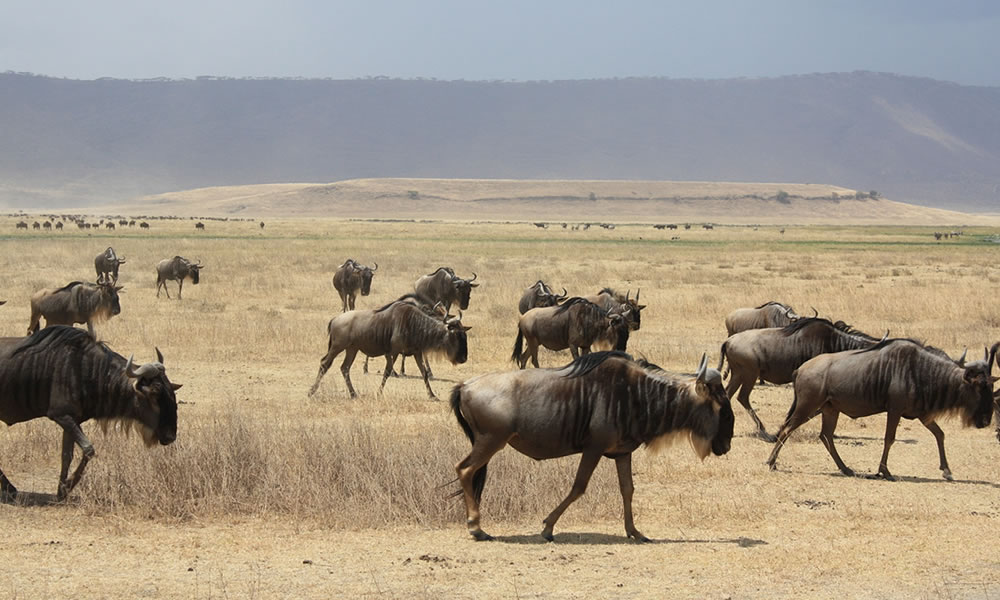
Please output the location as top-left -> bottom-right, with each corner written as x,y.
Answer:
783,370 -> 801,422
717,341 -> 729,378
511,328 -> 524,363
449,384 -> 488,502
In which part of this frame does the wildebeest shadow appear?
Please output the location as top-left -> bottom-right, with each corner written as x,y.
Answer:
832,434 -> 917,445
883,474 -> 1000,489
495,532 -> 767,548
1,490 -> 76,507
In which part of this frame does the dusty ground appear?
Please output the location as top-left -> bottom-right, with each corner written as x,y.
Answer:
1,217 -> 999,599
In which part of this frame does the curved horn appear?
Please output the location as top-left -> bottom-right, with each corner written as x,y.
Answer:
989,342 -> 1000,375
955,347 -> 967,367
635,288 -> 640,302
626,289 -> 631,301
881,330 -> 889,342
695,353 -> 708,381
134,363 -> 164,379
124,354 -> 138,378
559,287 -> 568,299
371,262 -> 378,272
468,272 -> 477,283
156,347 -> 164,364
811,307 -> 819,318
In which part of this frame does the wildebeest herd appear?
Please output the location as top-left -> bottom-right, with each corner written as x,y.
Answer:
1,243 -> 999,545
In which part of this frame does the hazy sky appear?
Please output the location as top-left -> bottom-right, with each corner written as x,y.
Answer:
3,0 -> 999,85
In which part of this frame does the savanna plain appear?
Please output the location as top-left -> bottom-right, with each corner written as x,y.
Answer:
1,217 -> 999,599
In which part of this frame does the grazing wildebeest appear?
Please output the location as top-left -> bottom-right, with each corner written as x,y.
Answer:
767,340 -> 999,481
259,221 -> 265,229
724,301 -> 800,336
584,288 -> 646,331
308,300 -> 471,399
414,267 -> 479,312
94,247 -> 127,282
32,222 -> 40,230
27,277 -> 123,338
106,222 -> 115,230
512,298 -> 630,369
42,221 -> 52,230
717,317 -> 885,441
0,326 -> 180,501
139,221 -> 149,229
195,222 -> 205,231
451,351 -> 734,542
332,259 -> 378,312
15,221 -> 27,230
55,221 -> 63,230
518,280 -> 567,314
155,256 -> 203,299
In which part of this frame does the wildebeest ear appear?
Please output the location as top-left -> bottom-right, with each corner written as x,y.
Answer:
155,347 -> 164,364
461,325 -> 472,331
638,304 -> 647,310
171,383 -> 183,391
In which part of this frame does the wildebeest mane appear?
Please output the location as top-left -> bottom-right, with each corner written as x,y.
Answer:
780,316 -> 880,344
374,293 -> 434,313
755,301 -> 790,310
53,281 -> 85,294
12,325 -> 106,357
563,350 -> 633,378
553,297 -> 598,316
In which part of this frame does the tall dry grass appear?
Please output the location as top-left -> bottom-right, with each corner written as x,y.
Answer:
0,217 -> 998,531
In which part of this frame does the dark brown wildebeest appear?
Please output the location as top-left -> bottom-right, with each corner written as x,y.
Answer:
0,326 -> 180,501
717,317 -> 885,441
94,247 -> 127,282
308,299 -> 471,399
584,288 -> 646,331
517,280 -> 567,314
724,301 -> 800,336
15,221 -> 27,230
155,256 -> 203,299
42,221 -> 52,230
414,267 -> 479,312
118,219 -> 128,227
106,222 -> 115,230
195,222 -> 205,231
128,220 -> 136,227
55,221 -> 63,230
332,259 -> 378,312
259,221 -> 265,229
451,351 -> 734,542
139,221 -> 149,229
27,277 -> 123,338
512,298 -> 630,369
32,222 -> 40,230
767,339 -> 999,481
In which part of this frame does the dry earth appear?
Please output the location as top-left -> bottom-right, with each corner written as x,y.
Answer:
1,216 -> 1000,599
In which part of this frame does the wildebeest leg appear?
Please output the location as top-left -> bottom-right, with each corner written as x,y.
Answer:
308,341 -> 344,396
456,435 -> 508,541
921,419 -> 952,481
818,406 -> 854,477
541,449 -> 602,541
877,411 -> 902,481
614,454 -> 649,542
347,292 -> 355,311
413,351 -> 438,400
52,416 -> 95,500
766,395 -> 817,471
729,375 -> 774,442
177,279 -> 184,300
340,348 -> 360,398
0,467 -> 17,501
378,354 -> 395,392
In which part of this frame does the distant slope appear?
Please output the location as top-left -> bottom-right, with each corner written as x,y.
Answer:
97,178 -> 976,224
2,72 -> 998,212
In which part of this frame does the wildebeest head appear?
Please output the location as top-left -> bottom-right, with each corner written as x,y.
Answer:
453,272 -> 479,310
443,313 -> 472,365
358,262 -> 377,295
124,348 -> 180,447
960,343 -> 1000,429
693,354 -> 735,457
188,260 -> 203,284
96,274 -> 124,316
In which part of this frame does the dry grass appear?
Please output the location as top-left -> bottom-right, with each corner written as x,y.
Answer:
2,216 -> 1000,598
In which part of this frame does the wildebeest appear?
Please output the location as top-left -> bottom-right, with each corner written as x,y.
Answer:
451,351 -> 734,541
0,326 -> 180,501
512,298 -> 630,369
724,301 -> 800,336
55,221 -> 63,230
195,222 -> 205,231
584,288 -> 646,330
139,221 -> 149,229
259,221 -> 265,229
332,259 -> 378,312
32,222 -> 40,230
94,247 -> 127,282
27,277 -> 123,338
767,340 -> 999,480
308,299 -> 471,399
15,221 -> 27,230
414,267 -> 479,312
518,280 -> 567,314
155,256 -> 203,299
717,317 -> 885,441
42,221 -> 52,230
106,222 -> 115,230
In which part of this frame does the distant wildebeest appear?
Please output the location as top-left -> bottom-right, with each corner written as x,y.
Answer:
195,222 -> 205,231
533,222 -> 548,229
414,267 -> 479,312
106,222 -> 115,230
703,224 -> 714,230
717,317 -> 886,441
55,221 -> 63,230
0,326 -> 180,501
308,299 -> 471,399
518,280 -> 567,314
451,351 -> 734,542
118,219 -> 128,227
155,256 -> 203,299
653,224 -> 666,230
767,340 -> 999,481
42,221 -> 52,230
259,221 -> 265,229
128,220 -> 136,227
27,277 -> 124,338
584,288 -> 646,331
332,259 -> 378,312
724,301 -> 801,336
15,221 -> 27,230
139,221 -> 149,229
512,298 -> 630,369
32,222 -> 40,230
94,247 -> 127,282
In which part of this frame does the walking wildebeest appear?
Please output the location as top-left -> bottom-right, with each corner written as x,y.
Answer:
767,339 -> 999,481
94,247 -> 127,282
0,326 -> 180,501
724,301 -> 800,336
414,267 -> 479,312
195,222 -> 205,231
518,280 -> 567,314
15,221 -> 27,230
584,288 -> 646,330
308,299 -> 471,399
332,259 -> 378,312
717,317 -> 885,441
155,256 -> 203,299
512,298 -> 630,369
451,351 -> 734,542
27,277 -> 123,338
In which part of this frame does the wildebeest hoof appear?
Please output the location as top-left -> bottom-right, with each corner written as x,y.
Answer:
755,430 -> 778,443
942,469 -> 954,481
428,395 -> 440,401
628,532 -> 651,543
840,469 -> 856,477
541,531 -> 555,542
471,530 -> 494,541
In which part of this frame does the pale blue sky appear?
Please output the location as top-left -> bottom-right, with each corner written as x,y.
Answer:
2,0 -> 998,85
